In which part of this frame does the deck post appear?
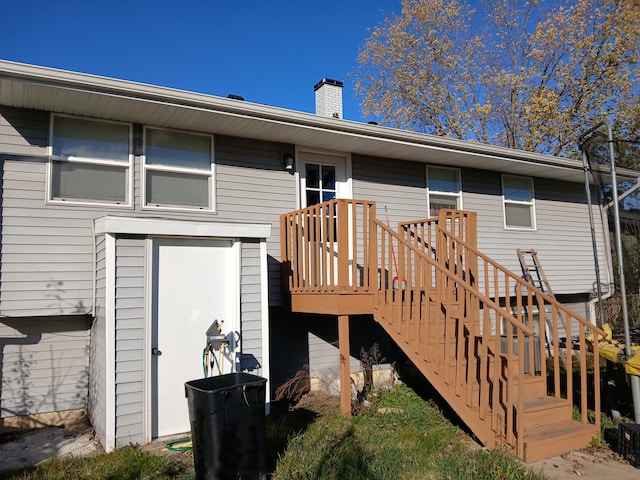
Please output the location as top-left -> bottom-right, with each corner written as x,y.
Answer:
338,314 -> 351,415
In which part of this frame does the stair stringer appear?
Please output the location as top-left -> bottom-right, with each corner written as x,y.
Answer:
372,301 -> 502,450
375,213 -> 605,461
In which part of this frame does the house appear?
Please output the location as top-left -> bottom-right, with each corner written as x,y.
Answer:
1,60 -> 637,460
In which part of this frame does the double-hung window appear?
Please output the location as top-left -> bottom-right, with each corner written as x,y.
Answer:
502,174 -> 535,229
427,166 -> 462,216
49,115 -> 132,205
143,128 -> 214,211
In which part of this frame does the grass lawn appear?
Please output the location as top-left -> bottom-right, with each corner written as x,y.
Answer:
0,384 -> 550,480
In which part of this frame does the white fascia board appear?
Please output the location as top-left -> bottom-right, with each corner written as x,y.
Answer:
6,59 -> 639,183
94,216 -> 271,239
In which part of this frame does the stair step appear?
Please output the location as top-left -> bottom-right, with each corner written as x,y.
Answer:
522,421 -> 599,463
505,375 -> 547,397
515,396 -> 572,430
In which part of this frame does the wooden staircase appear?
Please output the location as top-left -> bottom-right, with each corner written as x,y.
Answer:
281,200 -> 604,462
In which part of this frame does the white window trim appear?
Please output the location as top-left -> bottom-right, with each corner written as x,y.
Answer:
47,114 -> 133,207
141,126 -> 216,213
426,165 -> 463,215
502,174 -> 536,230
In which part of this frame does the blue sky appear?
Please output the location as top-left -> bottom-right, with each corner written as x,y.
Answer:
0,0 -> 402,122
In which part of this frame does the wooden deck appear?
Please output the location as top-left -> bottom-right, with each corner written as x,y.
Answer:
280,199 -> 604,462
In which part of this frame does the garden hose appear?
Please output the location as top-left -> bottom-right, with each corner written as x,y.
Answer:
165,438 -> 193,452
202,347 -> 208,377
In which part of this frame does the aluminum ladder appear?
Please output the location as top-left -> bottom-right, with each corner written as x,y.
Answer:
517,249 -> 571,366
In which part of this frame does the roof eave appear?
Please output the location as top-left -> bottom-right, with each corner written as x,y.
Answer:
1,60 -> 637,184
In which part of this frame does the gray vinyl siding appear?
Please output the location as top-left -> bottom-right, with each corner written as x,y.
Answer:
0,107 -> 610,308
352,154 -> 426,226
462,168 -> 606,296
308,325 -> 360,379
239,240 -> 264,374
114,237 -> 145,447
0,108 -> 95,317
349,156 -> 604,297
0,109 -> 287,318
89,234 -> 107,445
0,315 -> 89,418
0,107 -> 48,156
1,154 -> 98,316
215,135 -> 296,306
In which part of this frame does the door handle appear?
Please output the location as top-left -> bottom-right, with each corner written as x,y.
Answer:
151,347 -> 162,356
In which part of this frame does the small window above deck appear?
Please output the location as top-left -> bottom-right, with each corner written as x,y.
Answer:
427,166 -> 462,216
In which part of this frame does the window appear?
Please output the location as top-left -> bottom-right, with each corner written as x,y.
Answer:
305,163 -> 336,206
144,128 -> 214,210
49,115 -> 131,205
427,166 -> 462,216
502,174 -> 535,229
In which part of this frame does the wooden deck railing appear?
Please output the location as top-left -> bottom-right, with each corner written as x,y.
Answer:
374,217 -> 536,449
401,212 -> 604,431
281,199 -> 377,293
281,201 -> 604,458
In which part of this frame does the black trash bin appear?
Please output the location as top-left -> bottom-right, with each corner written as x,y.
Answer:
185,373 -> 267,480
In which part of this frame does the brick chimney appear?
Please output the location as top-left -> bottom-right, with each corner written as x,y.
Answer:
314,78 -> 343,119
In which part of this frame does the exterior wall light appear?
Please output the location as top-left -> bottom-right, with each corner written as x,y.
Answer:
283,152 -> 295,173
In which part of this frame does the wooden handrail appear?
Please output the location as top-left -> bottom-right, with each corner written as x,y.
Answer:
377,219 -> 535,335
281,201 -> 603,458
374,218 -> 536,449
402,211 -> 603,430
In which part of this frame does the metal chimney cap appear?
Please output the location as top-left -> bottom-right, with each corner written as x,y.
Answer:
313,78 -> 343,91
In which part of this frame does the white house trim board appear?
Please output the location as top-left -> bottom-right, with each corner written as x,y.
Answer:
231,240 -> 241,365
143,237 -> 153,445
260,239 -> 271,414
104,233 -> 116,452
94,216 -> 271,239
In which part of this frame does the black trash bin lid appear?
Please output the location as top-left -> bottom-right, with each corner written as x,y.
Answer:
185,372 -> 267,394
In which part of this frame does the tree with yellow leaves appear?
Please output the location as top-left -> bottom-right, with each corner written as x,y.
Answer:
355,0 -> 640,162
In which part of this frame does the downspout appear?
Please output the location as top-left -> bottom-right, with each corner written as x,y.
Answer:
579,121 -> 640,424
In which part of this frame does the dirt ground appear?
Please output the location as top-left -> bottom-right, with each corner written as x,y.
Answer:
531,446 -> 638,479
0,417 -> 102,472
0,415 -> 638,479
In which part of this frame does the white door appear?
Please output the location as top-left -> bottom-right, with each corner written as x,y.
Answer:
298,151 -> 349,208
298,152 -> 353,286
150,238 -> 237,438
